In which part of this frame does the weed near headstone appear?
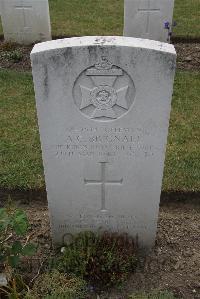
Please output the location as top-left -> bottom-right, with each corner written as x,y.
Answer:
55,231 -> 138,288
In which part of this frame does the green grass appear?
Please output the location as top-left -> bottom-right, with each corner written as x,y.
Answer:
163,71 -> 200,192
49,0 -> 123,37
0,70 -> 44,190
49,0 -> 200,38
0,0 -> 199,38
173,0 -> 200,38
0,69 -> 199,191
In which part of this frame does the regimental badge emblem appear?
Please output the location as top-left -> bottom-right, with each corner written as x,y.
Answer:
73,56 -> 136,121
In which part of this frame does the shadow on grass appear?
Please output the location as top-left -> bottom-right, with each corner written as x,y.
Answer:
0,188 -> 199,207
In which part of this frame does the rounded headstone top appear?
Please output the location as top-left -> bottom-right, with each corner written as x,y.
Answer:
31,36 -> 176,56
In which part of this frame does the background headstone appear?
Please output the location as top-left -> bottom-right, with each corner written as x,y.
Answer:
124,0 -> 175,42
31,36 -> 176,248
1,0 -> 51,44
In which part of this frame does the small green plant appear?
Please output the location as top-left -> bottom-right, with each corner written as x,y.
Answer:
0,50 -> 23,63
128,290 -> 177,299
27,270 -> 87,299
0,203 -> 37,298
9,50 -> 23,63
56,231 -> 138,288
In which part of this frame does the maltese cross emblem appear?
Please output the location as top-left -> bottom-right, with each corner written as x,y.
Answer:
73,57 -> 135,121
80,84 -> 128,119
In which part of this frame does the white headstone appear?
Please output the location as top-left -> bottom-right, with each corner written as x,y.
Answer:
31,36 -> 176,248
124,0 -> 175,42
1,0 -> 51,44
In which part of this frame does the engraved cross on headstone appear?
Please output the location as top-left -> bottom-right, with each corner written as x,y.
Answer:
138,0 -> 160,33
15,3 -> 33,29
84,162 -> 123,212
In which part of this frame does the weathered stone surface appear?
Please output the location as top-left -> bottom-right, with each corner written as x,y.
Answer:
31,36 -> 176,248
1,0 -> 51,44
124,0 -> 175,42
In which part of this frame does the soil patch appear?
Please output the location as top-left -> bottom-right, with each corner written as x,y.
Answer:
0,42 -> 32,72
0,40 -> 199,72
175,43 -> 200,71
116,200 -> 200,299
10,198 -> 200,299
